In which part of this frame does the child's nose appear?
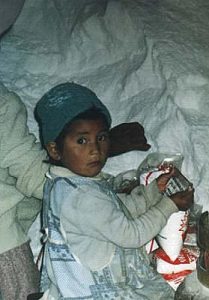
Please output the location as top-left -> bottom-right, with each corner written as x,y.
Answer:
89,141 -> 100,154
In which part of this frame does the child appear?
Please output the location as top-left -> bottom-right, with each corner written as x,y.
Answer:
35,82 -> 194,300
0,80 -> 150,300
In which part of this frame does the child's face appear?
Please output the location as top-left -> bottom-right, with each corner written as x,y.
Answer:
49,118 -> 110,177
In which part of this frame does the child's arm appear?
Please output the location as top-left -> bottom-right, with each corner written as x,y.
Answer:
113,169 -> 173,218
60,183 -> 179,249
0,83 -> 48,199
117,180 -> 164,218
116,166 -> 193,218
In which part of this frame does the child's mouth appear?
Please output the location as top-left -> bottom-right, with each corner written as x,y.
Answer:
88,161 -> 101,168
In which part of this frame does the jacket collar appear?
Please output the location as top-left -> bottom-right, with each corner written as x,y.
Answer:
49,165 -> 104,181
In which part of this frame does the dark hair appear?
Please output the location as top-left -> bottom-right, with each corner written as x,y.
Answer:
48,107 -> 110,166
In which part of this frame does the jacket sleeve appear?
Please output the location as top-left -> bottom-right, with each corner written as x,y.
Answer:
61,181 -> 178,248
116,180 -> 164,219
0,83 -> 48,199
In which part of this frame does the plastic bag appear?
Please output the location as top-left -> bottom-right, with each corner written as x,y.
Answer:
155,246 -> 199,290
137,152 -> 191,261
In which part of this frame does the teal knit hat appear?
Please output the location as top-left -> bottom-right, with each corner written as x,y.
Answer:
35,82 -> 112,145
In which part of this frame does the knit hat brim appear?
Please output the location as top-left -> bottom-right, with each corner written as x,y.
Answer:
35,82 -> 112,145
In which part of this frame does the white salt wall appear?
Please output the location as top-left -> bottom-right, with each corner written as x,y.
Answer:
1,0 -> 209,210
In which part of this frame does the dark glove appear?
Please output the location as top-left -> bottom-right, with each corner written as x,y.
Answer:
109,122 -> 151,157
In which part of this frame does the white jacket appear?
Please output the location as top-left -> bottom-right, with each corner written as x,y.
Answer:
0,82 -> 48,254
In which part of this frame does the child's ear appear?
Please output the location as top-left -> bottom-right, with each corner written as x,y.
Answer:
46,142 -> 61,161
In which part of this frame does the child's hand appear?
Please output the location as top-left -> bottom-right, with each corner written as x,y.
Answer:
156,165 -> 175,192
170,187 -> 194,211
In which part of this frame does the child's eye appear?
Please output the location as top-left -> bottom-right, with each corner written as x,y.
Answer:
97,133 -> 109,142
77,137 -> 87,144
